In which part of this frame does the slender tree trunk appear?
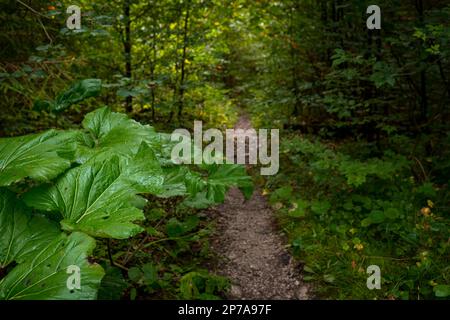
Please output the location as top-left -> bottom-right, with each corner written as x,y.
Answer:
289,1 -> 300,117
332,0 -> 337,24
437,59 -> 450,99
177,0 -> 191,121
420,68 -> 428,121
320,0 -> 331,63
169,3 -> 183,123
123,0 -> 133,113
149,7 -> 157,122
150,38 -> 156,122
416,0 -> 428,122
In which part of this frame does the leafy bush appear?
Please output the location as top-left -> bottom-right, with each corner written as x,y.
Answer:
0,106 -> 252,300
266,136 -> 449,299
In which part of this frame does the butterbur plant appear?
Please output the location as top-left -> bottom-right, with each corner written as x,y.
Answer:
0,94 -> 252,299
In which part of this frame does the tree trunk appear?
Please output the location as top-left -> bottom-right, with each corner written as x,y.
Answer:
123,0 -> 133,113
149,5 -> 157,122
177,0 -> 191,121
417,0 -> 428,122
289,1 -> 300,116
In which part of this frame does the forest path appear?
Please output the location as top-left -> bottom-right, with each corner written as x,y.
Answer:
210,114 -> 310,300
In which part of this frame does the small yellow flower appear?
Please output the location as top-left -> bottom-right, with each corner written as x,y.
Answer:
354,243 -> 364,251
421,207 -> 431,217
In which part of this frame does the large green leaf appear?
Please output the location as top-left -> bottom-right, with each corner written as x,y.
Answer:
0,130 -> 77,187
158,167 -> 190,198
159,164 -> 212,198
181,192 -> 217,209
76,107 -> 161,163
0,232 -> 104,300
0,189 -> 60,268
123,143 -> 165,194
97,266 -> 128,300
23,145 -> 163,239
434,284 -> 450,298
159,164 -> 253,204
203,164 -> 253,203
34,79 -> 102,113
54,79 -> 102,112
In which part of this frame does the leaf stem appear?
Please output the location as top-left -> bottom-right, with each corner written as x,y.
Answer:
0,267 -> 6,280
107,239 -> 114,266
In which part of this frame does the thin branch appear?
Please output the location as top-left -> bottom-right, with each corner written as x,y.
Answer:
16,0 -> 50,19
16,1 -> 53,43
38,17 -> 53,44
412,156 -> 428,182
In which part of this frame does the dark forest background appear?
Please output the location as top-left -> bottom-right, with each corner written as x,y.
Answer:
0,0 -> 449,300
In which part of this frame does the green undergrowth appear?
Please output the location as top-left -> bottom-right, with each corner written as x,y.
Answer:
263,134 -> 449,300
95,195 -> 229,300
0,83 -> 252,300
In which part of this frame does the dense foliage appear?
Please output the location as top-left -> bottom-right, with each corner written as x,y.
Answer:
1,0 -> 449,300
230,0 -> 450,299
0,87 -> 252,299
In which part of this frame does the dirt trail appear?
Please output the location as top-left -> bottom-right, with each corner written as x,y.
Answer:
211,115 -> 310,300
